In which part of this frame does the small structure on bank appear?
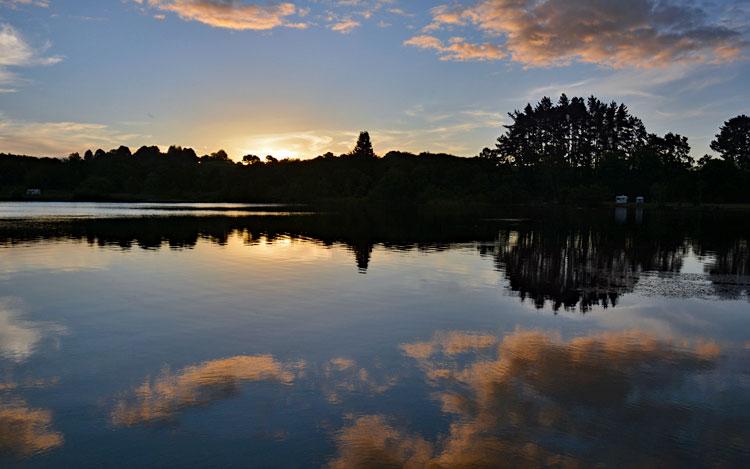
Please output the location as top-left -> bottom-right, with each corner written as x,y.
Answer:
636,196 -> 645,205
25,188 -> 42,197
615,195 -> 628,205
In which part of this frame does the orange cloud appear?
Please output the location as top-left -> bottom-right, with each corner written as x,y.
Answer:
420,0 -> 747,68
330,19 -> 360,34
404,35 -> 505,61
144,0 -> 301,30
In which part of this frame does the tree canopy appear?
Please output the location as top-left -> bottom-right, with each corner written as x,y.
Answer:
711,115 -> 750,170
493,94 -> 691,170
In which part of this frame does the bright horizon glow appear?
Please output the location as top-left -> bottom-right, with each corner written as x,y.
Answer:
0,0 -> 748,161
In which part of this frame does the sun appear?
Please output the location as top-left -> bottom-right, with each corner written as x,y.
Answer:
256,147 -> 297,159
234,142 -> 299,160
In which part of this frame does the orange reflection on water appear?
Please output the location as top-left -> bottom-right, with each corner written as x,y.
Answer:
0,399 -> 63,457
400,331 -> 497,360
321,358 -> 398,404
328,330 -> 728,468
112,355 -> 304,426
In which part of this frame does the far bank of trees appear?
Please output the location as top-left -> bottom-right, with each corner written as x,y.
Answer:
1,97 -> 749,205
480,96 -> 748,203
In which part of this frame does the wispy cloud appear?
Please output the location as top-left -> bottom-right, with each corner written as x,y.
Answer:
0,116 -> 142,156
404,35 -> 505,61
0,23 -> 62,91
330,18 -> 360,34
225,109 -> 504,159
0,0 -> 50,8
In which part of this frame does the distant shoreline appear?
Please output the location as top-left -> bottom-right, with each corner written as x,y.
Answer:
4,196 -> 750,212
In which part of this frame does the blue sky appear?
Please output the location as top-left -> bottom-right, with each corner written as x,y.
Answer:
0,0 -> 748,160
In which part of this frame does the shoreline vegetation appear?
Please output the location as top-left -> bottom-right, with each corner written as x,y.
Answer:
2,95 -> 749,207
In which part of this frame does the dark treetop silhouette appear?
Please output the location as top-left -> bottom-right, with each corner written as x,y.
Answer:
710,115 -> 750,171
1,96 -> 749,205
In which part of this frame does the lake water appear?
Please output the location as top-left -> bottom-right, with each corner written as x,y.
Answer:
0,202 -> 748,467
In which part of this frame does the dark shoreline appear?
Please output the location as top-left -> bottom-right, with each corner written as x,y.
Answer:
4,197 -> 750,212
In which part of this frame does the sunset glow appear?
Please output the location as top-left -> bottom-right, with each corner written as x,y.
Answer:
2,3 -> 750,466
1,0 -> 747,160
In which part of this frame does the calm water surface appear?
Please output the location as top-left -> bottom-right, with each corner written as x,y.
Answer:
0,203 -> 748,467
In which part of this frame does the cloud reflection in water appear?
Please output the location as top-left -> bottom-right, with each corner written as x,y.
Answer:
328,330 -> 745,468
0,400 -> 63,457
112,355 -> 304,426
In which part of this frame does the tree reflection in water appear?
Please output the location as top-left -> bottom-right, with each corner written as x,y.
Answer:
1,208 -> 748,311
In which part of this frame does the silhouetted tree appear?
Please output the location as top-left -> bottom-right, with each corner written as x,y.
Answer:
711,115 -> 750,170
134,146 -> 161,159
350,131 -> 376,158
242,154 -> 261,165
167,145 -> 198,163
3,101 -> 750,205
113,146 -> 132,158
203,150 -> 230,162
496,95 -> 647,169
478,147 -> 499,160
644,132 -> 692,169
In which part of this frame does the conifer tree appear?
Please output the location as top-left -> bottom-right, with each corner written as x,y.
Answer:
351,131 -> 376,158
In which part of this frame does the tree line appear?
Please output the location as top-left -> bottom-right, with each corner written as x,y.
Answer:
1,95 -> 748,205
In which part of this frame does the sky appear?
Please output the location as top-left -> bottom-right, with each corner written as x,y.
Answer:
0,0 -> 748,161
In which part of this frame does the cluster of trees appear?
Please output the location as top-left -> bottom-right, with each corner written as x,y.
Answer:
1,96 -> 749,205
482,95 -> 696,170
479,97 -> 748,203
0,131 -> 495,205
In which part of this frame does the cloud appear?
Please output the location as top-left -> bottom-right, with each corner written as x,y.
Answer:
415,0 -> 748,68
0,0 -> 50,8
404,34 -> 505,61
330,18 -> 360,34
328,357 -> 356,371
323,1 -> 405,34
0,24 -> 60,67
0,23 -> 61,91
231,130 -> 341,159
112,355 -> 304,425
140,0 -> 303,30
0,117 -> 142,156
